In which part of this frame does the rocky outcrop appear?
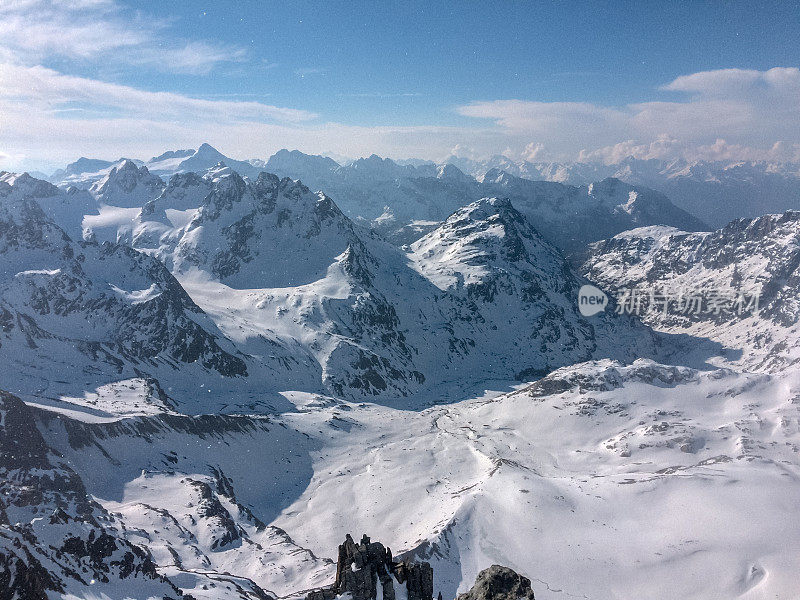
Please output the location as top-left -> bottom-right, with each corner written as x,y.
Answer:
306,536 -> 535,600
307,534 -> 433,600
456,566 -> 535,600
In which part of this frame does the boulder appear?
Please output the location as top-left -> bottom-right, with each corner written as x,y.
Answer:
457,566 -> 535,600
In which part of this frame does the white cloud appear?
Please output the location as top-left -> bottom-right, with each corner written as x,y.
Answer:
0,0 -> 245,74
0,63 -> 317,123
458,67 -> 800,163
662,67 -> 800,98
0,63 -> 488,170
521,142 -> 546,161
3,62 -> 800,171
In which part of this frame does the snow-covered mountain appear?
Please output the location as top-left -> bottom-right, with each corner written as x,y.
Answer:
148,143 -> 263,179
173,171 -> 357,288
408,197 -> 666,377
266,149 -> 340,179
478,170 -> 708,255
0,177 -> 298,412
1,168 -> 706,404
51,144 -> 264,190
89,159 -> 165,208
57,144 -> 708,255
0,171 -> 97,238
49,147 -> 800,230
49,157 -> 118,183
581,210 -> 800,371
165,169 -> 689,398
0,389 -> 187,600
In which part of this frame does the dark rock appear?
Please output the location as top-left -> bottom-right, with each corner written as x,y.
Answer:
457,566 -> 535,600
307,534 -> 434,600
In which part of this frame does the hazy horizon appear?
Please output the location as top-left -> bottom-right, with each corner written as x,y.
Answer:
2,0 -> 799,171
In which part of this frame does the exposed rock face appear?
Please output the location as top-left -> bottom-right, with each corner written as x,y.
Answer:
89,159 -> 165,208
308,534 -> 433,600
580,211 -> 800,371
306,536 -> 536,600
0,389 -> 183,600
456,566 -> 535,600
0,183 -> 248,403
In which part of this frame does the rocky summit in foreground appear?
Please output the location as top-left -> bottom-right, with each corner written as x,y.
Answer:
456,566 -> 536,600
307,535 -> 534,600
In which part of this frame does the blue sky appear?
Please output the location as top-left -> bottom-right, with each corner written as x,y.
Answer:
1,0 -> 799,170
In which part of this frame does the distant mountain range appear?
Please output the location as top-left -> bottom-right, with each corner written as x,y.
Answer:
47,144 -> 800,229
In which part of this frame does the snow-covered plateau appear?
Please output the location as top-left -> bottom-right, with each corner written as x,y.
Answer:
2,148 -> 799,600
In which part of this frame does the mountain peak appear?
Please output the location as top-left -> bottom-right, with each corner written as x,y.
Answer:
90,159 -> 165,207
188,143 -> 227,163
0,171 -> 60,199
63,157 -> 115,177
266,149 -> 340,173
196,142 -> 222,155
412,196 -> 557,288
480,168 -> 515,184
460,196 -> 516,218
436,163 -> 470,182
116,158 -> 141,172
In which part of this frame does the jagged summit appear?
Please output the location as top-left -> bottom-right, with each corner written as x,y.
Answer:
89,159 -> 165,207
174,170 -> 354,288
307,534 -> 434,600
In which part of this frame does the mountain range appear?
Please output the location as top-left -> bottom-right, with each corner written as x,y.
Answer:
48,144 -> 800,230
2,143 -> 799,599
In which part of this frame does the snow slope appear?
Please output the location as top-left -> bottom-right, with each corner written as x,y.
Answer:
273,360 -> 800,600
33,359 -> 800,600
